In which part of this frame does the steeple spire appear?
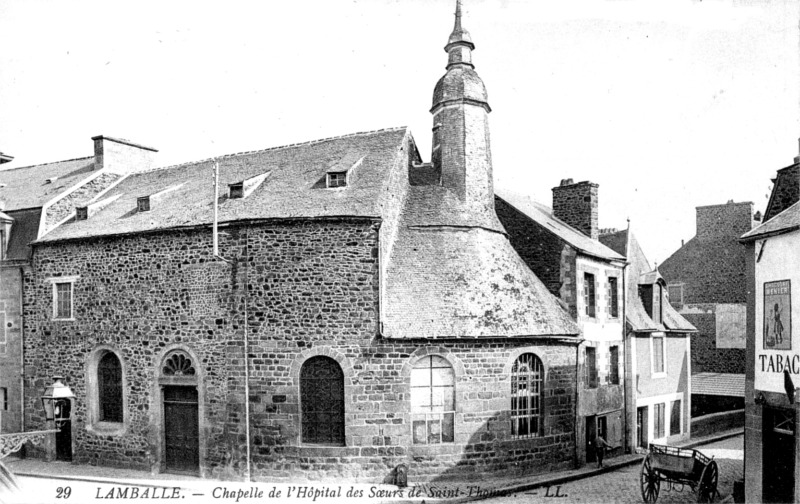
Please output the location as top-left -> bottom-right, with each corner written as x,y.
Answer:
445,0 -> 475,68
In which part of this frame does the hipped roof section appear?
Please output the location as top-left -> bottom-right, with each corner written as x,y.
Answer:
39,128 -> 410,242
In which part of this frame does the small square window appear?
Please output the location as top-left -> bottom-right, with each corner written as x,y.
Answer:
229,183 -> 244,199
54,282 -> 74,319
137,197 -> 150,212
327,172 -> 347,188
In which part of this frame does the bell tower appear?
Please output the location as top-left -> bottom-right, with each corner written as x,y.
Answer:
431,0 -> 494,214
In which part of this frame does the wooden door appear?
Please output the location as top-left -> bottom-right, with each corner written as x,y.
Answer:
637,406 -> 648,449
163,386 -> 199,473
55,400 -> 72,462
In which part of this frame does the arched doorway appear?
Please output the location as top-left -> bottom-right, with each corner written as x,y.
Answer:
159,351 -> 199,474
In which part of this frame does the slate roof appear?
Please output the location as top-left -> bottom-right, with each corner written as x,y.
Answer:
740,200 -> 800,242
383,186 -> 580,338
39,128 -> 410,242
495,190 -> 624,262
691,372 -> 744,398
0,157 -> 96,210
599,229 -> 695,333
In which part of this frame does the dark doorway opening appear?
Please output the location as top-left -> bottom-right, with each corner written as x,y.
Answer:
163,386 -> 199,474
55,400 -> 72,462
585,415 -> 597,463
762,407 -> 795,503
637,406 -> 648,449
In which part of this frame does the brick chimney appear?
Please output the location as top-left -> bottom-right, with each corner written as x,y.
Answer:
695,200 -> 754,240
93,136 -> 158,174
552,179 -> 599,239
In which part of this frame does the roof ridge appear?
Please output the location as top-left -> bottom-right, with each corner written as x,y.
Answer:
0,156 -> 94,172
151,126 -> 409,173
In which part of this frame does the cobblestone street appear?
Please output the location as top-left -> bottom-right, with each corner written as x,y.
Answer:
477,436 -> 742,504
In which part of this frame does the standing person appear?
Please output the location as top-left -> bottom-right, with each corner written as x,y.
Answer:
594,434 -> 611,468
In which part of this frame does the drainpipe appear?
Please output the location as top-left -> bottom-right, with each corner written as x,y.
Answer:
19,265 -> 25,438
621,261 -> 629,453
212,161 -> 251,482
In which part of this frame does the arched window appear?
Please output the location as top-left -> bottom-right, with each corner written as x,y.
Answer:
98,352 -> 123,423
411,355 -> 455,444
511,353 -> 544,438
300,356 -> 344,445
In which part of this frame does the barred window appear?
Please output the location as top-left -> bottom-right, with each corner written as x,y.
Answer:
411,356 -> 455,444
54,282 -> 73,319
98,353 -> 123,423
511,353 -> 544,438
300,356 -> 345,445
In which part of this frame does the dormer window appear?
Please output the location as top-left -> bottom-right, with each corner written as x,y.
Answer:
228,172 -> 269,199
229,182 -> 244,199
76,207 -> 89,221
327,172 -> 347,188
137,197 -> 151,212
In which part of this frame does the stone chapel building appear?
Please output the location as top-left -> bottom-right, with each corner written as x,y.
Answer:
11,4 -> 585,482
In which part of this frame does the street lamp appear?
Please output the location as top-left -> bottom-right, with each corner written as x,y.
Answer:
40,376 -> 75,426
0,376 -> 75,459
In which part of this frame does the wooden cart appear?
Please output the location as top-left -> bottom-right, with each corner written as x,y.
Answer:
640,443 -> 719,503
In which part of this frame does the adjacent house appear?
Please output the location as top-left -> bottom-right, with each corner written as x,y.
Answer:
740,143 -> 800,504
496,182 -> 627,466
14,5 -> 585,482
600,228 -> 696,451
659,201 -> 759,416
0,140 -> 156,436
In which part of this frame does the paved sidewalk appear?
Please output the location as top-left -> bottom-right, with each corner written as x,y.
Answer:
4,427 -> 743,501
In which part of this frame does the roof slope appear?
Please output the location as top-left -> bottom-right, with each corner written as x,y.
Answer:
692,372 -> 744,398
741,200 -> 800,242
40,128 -> 409,242
496,190 -> 624,262
383,186 -> 580,338
600,229 -> 695,333
0,157 -> 95,210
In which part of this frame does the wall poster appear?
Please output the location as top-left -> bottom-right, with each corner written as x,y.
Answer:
764,280 -> 791,350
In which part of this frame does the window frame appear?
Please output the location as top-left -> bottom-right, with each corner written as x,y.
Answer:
326,172 -> 348,188
670,399 -> 682,436
654,403 -> 666,439
583,272 -> 596,318
300,356 -> 345,446
585,346 -> 598,388
609,345 -> 620,385
1,387 -> 7,411
47,276 -> 79,321
651,335 -> 666,377
511,353 -> 545,438
98,352 -> 123,423
608,276 -> 619,318
410,355 -> 456,445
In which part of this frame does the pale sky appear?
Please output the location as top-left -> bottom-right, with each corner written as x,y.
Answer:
0,0 -> 798,264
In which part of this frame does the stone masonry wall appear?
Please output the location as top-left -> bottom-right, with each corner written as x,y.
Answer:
695,201 -> 754,241
0,265 -> 24,433
24,220 -> 578,482
681,312 -> 746,374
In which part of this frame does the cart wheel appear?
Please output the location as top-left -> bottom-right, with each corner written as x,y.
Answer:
696,460 -> 719,503
640,454 -> 661,503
